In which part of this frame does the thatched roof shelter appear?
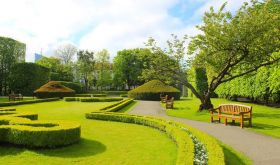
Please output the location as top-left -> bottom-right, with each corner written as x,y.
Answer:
34,81 -> 75,98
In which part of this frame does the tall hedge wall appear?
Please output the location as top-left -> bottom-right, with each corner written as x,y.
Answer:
59,81 -> 83,94
216,64 -> 280,103
9,63 -> 50,96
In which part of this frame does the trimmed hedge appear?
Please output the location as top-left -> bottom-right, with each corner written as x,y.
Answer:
0,98 -> 60,107
86,112 -> 194,164
92,94 -> 107,97
120,94 -> 128,97
0,110 -> 80,148
75,94 -> 92,97
80,97 -> 123,102
34,81 -> 75,98
100,99 -> 133,112
85,112 -> 225,165
64,97 -> 80,102
128,80 -> 181,100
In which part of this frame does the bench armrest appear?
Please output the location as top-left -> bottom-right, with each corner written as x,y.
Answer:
209,107 -> 219,114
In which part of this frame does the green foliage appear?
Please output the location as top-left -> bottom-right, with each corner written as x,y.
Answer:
0,109 -> 80,148
113,49 -> 149,89
59,81 -> 83,94
128,80 -> 181,100
99,99 -> 134,112
36,57 -> 74,82
194,67 -> 208,95
75,94 -> 92,97
216,64 -> 280,103
9,63 -> 50,96
86,112 -> 225,165
0,36 -> 26,95
92,94 -> 107,97
34,81 -> 75,98
0,98 -> 59,107
95,49 -> 112,90
64,97 -> 80,102
80,97 -> 123,102
76,50 -> 95,92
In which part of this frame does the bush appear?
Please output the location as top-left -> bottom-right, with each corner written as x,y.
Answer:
0,98 -> 59,107
98,99 -> 133,112
59,81 -> 83,94
0,110 -> 80,148
80,97 -> 123,102
86,112 -> 225,165
120,94 -> 128,97
9,63 -> 50,96
128,80 -> 181,100
64,97 -> 80,102
91,91 -> 128,96
34,81 -> 75,98
92,94 -> 107,97
75,94 -> 92,97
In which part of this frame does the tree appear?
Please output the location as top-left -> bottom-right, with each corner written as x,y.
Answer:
76,50 -> 95,92
55,43 -> 77,65
113,48 -> 148,90
36,56 -> 73,81
0,36 -> 25,95
95,49 -> 112,90
144,0 -> 280,111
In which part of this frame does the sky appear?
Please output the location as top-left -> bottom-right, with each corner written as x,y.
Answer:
0,0 -> 249,62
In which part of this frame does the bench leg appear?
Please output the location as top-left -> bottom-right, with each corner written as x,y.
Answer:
225,118 -> 227,126
249,118 -> 252,127
218,117 -> 220,123
240,119 -> 243,128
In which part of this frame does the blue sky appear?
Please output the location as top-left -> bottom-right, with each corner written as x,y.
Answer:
0,0 -> 249,62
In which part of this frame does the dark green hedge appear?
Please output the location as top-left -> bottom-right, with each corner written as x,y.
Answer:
35,92 -> 75,99
9,63 -> 50,96
0,98 -> 59,107
59,81 -> 83,94
92,94 -> 107,97
75,94 -> 92,97
0,109 -> 80,148
128,80 -> 181,100
80,97 -> 123,102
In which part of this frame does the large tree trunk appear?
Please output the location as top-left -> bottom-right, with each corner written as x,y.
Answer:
199,95 -> 213,111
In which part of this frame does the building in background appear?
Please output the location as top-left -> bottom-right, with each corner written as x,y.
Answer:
34,53 -> 43,62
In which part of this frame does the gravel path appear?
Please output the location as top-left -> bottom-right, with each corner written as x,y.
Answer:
129,101 -> 280,165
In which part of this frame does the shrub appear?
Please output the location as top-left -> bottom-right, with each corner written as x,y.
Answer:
9,63 -> 50,96
92,94 -> 107,97
34,81 -> 75,98
59,81 -> 83,94
80,97 -> 123,102
120,94 -> 128,97
128,80 -> 181,100
85,112 -> 225,165
0,110 -> 80,148
75,94 -> 92,97
0,98 -> 59,107
64,97 -> 80,102
101,99 -> 133,112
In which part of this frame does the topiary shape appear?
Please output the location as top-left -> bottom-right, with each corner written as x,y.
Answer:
34,81 -> 75,98
128,80 -> 181,100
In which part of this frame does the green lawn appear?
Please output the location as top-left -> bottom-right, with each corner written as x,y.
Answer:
166,98 -> 280,138
0,101 -> 177,165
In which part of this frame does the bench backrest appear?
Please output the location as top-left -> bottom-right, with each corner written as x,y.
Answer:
219,104 -> 252,115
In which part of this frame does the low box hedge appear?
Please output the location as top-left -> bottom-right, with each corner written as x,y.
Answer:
80,97 -> 123,102
64,97 -> 80,102
0,98 -> 60,107
0,110 -> 80,148
75,94 -> 92,97
85,112 -> 225,165
86,112 -> 194,164
92,94 -> 107,97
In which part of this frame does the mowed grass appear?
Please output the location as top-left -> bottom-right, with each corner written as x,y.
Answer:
0,101 -> 177,165
166,98 -> 280,138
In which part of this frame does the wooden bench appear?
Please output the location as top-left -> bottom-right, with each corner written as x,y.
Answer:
160,95 -> 168,103
9,94 -> 23,101
210,104 -> 252,128
166,97 -> 174,109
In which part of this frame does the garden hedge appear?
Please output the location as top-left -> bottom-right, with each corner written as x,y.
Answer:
0,108 -> 80,148
128,80 -> 181,100
59,81 -> 83,94
86,112 -> 225,165
34,81 -> 75,98
0,98 -> 60,107
75,94 -> 92,97
99,99 -> 133,112
80,97 -> 123,102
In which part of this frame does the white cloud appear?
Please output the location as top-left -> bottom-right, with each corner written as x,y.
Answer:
0,0 -> 249,62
